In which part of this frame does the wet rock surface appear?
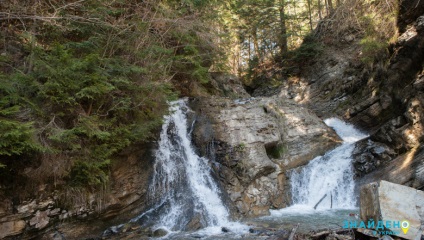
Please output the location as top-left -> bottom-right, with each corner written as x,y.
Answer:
2,6 -> 424,240
190,96 -> 340,217
101,223 -> 358,240
352,139 -> 397,177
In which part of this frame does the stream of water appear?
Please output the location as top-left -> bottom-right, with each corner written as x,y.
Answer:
133,99 -> 247,237
288,118 -> 368,210
125,102 -> 368,239
263,118 -> 368,233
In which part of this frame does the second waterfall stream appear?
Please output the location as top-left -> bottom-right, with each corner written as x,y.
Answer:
272,117 -> 368,216
134,100 -> 368,237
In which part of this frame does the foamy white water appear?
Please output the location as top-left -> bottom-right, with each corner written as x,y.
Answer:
274,118 -> 368,214
137,99 -> 248,235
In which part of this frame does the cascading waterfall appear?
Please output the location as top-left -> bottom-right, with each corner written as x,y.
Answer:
135,99 -> 246,234
289,118 -> 368,210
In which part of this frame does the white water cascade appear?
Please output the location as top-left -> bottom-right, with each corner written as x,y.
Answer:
288,118 -> 368,210
135,99 -> 246,234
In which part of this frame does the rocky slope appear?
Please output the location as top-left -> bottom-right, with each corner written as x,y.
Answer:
0,147 -> 154,239
275,1 -> 424,191
0,72 -> 253,239
190,95 -> 340,217
2,2 -> 424,239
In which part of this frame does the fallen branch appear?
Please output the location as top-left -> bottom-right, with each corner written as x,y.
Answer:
314,194 -> 327,210
289,223 -> 299,240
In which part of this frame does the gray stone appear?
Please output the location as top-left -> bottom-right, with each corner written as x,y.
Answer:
38,199 -> 54,209
29,210 -> 50,230
415,15 -> 424,32
17,200 -> 37,214
152,228 -> 168,238
360,180 -> 424,240
191,96 -> 340,216
186,213 -> 202,230
49,208 -> 61,216
209,72 -> 250,99
352,139 -> 396,177
0,220 -> 26,238
345,35 -> 355,42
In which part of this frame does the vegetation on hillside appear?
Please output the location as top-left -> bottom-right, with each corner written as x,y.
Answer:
0,0 -> 222,192
225,0 -> 398,87
0,0 -> 401,196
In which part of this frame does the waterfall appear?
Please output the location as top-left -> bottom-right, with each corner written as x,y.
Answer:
135,99 -> 246,234
289,118 -> 368,210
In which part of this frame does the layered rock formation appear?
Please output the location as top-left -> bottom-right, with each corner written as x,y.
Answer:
190,96 -> 340,216
346,15 -> 424,191
275,10 -> 424,192
0,149 -> 153,239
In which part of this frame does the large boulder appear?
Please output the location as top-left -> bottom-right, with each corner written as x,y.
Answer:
190,96 -> 340,216
0,219 -> 26,239
360,180 -> 424,240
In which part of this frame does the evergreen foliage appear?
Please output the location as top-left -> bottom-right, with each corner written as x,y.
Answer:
0,0 -> 217,188
0,0 -> 401,190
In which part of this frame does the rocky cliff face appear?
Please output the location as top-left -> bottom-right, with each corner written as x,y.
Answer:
353,14 -> 424,189
276,7 -> 424,191
3,4 -> 424,238
0,148 -> 153,239
346,15 -> 424,191
190,96 -> 340,216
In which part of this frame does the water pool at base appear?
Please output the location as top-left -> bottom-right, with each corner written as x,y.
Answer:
253,207 -> 359,233
125,102 -> 366,240
164,208 -> 359,239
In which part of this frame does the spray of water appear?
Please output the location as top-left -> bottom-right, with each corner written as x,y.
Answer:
273,118 -> 368,215
135,99 -> 247,235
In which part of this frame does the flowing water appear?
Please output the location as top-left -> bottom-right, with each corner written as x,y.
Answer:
288,118 -> 368,209
262,118 -> 368,232
116,105 -> 368,238
133,99 -> 247,237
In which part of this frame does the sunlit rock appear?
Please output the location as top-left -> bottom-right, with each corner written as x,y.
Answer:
190,96 -> 340,216
360,180 -> 424,240
0,220 -> 26,239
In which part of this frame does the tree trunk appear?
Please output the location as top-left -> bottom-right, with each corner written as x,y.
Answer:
307,0 -> 313,31
252,27 -> 261,61
325,0 -> 328,15
327,0 -> 334,14
278,0 -> 288,56
318,0 -> 322,20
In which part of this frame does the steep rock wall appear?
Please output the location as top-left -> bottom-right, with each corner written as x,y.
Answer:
0,145 -> 154,239
190,96 -> 340,216
278,6 -> 424,191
